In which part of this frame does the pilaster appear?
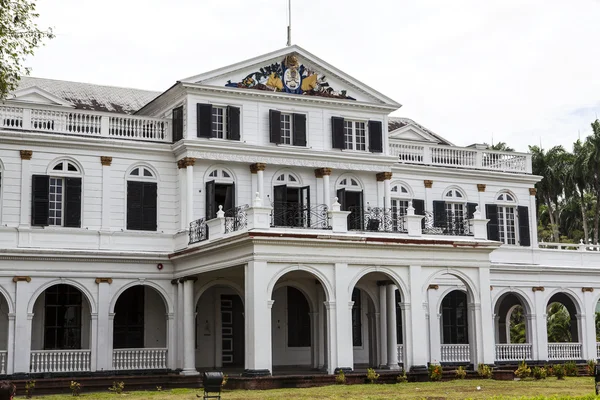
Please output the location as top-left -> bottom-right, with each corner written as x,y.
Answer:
180,276 -> 199,375
378,284 -> 388,367
100,156 -> 112,231
19,150 -> 32,228
95,278 -> 112,371
13,276 -> 32,373
533,287 -> 548,361
582,288 -> 597,360
408,265 -> 427,369
250,163 -> 266,202
477,267 -> 495,365
386,284 -> 400,370
529,188 -> 539,248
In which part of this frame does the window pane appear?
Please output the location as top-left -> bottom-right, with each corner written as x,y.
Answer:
212,107 -> 225,139
344,121 -> 353,150
49,178 -> 64,226
355,122 -> 366,151
280,114 -> 292,145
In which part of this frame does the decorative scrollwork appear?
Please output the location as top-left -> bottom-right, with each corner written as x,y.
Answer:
347,206 -> 407,233
189,218 -> 208,244
271,202 -> 330,230
422,211 -> 472,236
224,204 -> 249,234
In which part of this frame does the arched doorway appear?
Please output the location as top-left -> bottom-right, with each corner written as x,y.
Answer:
494,291 -> 533,363
0,292 -> 10,374
30,283 -> 93,373
270,270 -> 328,373
349,271 -> 405,371
112,285 -> 168,370
546,292 -> 581,360
195,284 -> 245,370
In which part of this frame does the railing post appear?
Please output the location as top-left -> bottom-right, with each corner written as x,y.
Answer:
21,108 -> 31,130
100,115 -> 110,137
404,201 -> 424,237
469,206 -> 490,240
328,198 -> 351,233
422,143 -> 432,165
246,193 -> 272,230
206,207 -> 226,240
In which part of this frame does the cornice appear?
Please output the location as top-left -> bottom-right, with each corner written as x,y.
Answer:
392,164 -> 541,185
0,249 -> 170,263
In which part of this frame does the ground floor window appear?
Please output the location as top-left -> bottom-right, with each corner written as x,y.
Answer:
44,284 -> 82,350
441,290 -> 468,344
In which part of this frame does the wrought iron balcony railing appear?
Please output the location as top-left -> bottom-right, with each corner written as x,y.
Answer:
347,206 -> 407,233
224,204 -> 249,234
189,218 -> 208,244
422,211 -> 472,236
270,202 -> 330,230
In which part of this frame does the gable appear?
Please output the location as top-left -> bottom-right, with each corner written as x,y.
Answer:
388,117 -> 454,146
181,45 -> 400,107
9,86 -> 74,107
390,127 -> 437,142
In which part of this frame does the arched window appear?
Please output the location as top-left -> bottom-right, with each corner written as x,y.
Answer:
441,290 -> 468,344
32,159 -> 82,227
495,191 -> 517,245
272,171 -> 308,228
431,187 -> 475,236
390,182 -> 413,231
126,165 -> 157,231
205,167 -> 235,219
336,176 -> 364,230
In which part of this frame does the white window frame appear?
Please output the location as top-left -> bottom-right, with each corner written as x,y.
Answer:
46,159 -> 83,228
125,164 -> 158,231
48,177 -> 65,226
280,113 -> 293,145
343,120 -> 367,151
496,191 -> 518,245
211,106 -> 227,139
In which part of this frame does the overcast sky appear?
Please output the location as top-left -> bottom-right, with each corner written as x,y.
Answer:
25,0 -> 600,152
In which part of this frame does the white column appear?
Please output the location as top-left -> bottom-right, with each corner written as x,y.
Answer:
244,261 -> 272,376
583,290 -> 596,360
477,185 -> 485,218
333,263 -> 353,372
181,277 -> 199,375
177,281 -> 184,368
383,176 -> 392,210
477,267 -> 495,365
533,289 -> 548,361
376,181 -> 384,208
13,278 -> 32,373
324,301 -> 337,374
529,189 -> 539,248
427,289 -> 442,364
100,157 -> 112,230
185,159 -> 195,225
257,170 -> 264,202
317,289 -> 326,369
322,170 -> 331,207
90,313 -> 98,372
6,313 -> 14,374
424,180 -> 433,214
178,165 -> 187,231
408,265 -> 428,369
378,284 -> 388,367
386,285 -> 400,369
310,312 -> 319,369
96,280 -> 111,371
19,150 -> 32,227
167,312 -> 176,369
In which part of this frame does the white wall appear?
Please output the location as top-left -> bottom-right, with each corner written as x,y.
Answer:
144,287 -> 166,348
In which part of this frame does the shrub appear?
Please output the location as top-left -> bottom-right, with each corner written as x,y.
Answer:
588,359 -> 597,376
554,364 -> 566,380
108,381 -> 125,394
532,366 -> 547,380
69,381 -> 81,397
25,380 -> 35,399
514,360 -> 531,379
545,364 -> 555,377
455,365 -> 467,379
396,370 -> 408,383
564,361 -> 578,376
222,374 -> 228,387
366,368 -> 380,383
335,370 -> 346,385
156,386 -> 162,391
429,363 -> 443,381
477,363 -> 493,379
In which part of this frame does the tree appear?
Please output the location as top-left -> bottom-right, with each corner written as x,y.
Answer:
586,120 -> 600,243
509,305 -> 526,344
0,0 -> 54,100
489,142 -> 515,152
547,302 -> 571,343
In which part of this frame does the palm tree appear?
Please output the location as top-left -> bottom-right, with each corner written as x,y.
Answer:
509,305 -> 526,344
490,142 -> 515,152
547,302 -> 571,342
530,145 -> 569,242
567,140 -> 592,243
585,120 -> 600,243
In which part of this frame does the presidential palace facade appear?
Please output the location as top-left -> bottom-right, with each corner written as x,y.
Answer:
0,45 -> 597,377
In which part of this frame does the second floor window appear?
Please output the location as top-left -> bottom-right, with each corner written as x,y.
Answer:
269,109 -> 306,146
196,103 -> 240,140
332,117 -> 383,153
212,106 -> 226,138
486,191 -> 530,246
126,166 -> 157,231
344,120 -> 366,151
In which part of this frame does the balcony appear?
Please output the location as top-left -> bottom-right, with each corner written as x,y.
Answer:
271,202 -> 330,230
0,104 -> 171,143
347,206 -> 406,233
390,140 -> 532,174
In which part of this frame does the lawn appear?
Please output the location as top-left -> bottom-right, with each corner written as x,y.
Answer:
29,377 -> 600,399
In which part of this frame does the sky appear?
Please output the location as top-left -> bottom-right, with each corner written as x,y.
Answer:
24,0 -> 600,153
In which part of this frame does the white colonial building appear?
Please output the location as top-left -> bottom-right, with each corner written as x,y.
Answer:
0,45 -> 597,378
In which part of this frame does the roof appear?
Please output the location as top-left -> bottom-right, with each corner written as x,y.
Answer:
15,77 -> 161,114
388,116 -> 454,146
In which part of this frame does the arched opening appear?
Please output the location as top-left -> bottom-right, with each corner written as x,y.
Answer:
336,175 -> 364,230
493,292 -> 531,351
0,292 -> 9,371
426,271 -> 477,366
270,270 -> 328,373
546,292 -> 581,361
30,284 -> 92,373
350,271 -> 404,371
195,284 -> 245,370
271,171 -> 312,228
112,285 -> 168,370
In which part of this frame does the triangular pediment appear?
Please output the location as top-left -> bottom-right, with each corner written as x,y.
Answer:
389,117 -> 454,146
8,86 -> 74,107
181,45 -> 400,108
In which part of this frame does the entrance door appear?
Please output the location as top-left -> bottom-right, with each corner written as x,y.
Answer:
206,181 -> 235,219
337,189 -> 364,230
221,295 -> 244,367
273,185 -> 310,227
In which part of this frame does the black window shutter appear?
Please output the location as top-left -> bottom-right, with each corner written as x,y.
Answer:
227,106 -> 240,141
518,206 -> 531,247
142,182 -> 157,231
269,109 -> 282,144
64,177 -> 82,228
336,188 -> 346,210
196,103 -> 213,138
273,184 -> 288,227
433,201 -> 446,228
351,288 -> 362,347
368,121 -> 383,153
31,175 -> 50,226
172,106 -> 183,142
127,181 -> 143,230
293,113 -> 306,147
205,180 -> 215,219
485,204 -> 499,241
412,199 -> 425,230
331,117 -> 345,149
224,183 -> 235,212
467,202 -> 478,219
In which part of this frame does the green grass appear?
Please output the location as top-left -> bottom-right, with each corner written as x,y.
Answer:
26,377 -> 600,399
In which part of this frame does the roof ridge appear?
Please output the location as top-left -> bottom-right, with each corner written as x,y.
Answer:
21,76 -> 162,94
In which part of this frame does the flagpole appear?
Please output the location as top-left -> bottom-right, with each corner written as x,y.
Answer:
287,0 -> 292,46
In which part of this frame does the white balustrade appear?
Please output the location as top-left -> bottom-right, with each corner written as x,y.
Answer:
112,348 -> 168,370
547,343 -> 582,360
597,342 -> 600,359
0,351 -> 6,374
495,343 -> 533,361
0,104 -> 171,143
440,344 -> 471,363
390,140 -> 531,173
539,241 -> 600,252
397,344 -> 404,364
30,350 -> 91,373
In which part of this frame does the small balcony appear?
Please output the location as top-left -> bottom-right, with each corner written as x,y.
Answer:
0,104 -> 171,143
270,202 -> 330,230
390,140 -> 532,174
422,211 -> 472,236
347,206 -> 406,233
